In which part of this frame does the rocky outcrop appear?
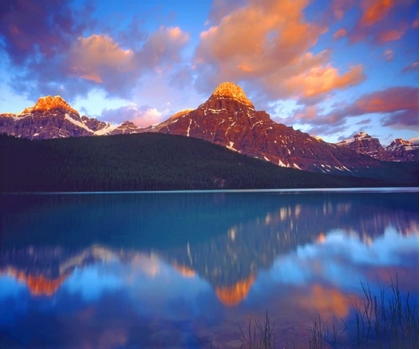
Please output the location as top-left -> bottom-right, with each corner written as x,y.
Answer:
151,82 -> 382,175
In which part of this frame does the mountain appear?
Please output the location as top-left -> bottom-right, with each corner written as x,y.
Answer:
336,132 -> 390,160
0,96 -> 139,139
385,138 -> 419,162
148,82 -> 389,176
336,132 -> 419,162
0,85 -> 418,175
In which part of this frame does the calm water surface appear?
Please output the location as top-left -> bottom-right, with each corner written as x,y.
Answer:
0,189 -> 418,348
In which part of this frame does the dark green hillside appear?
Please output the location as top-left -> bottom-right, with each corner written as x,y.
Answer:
0,133 -> 415,192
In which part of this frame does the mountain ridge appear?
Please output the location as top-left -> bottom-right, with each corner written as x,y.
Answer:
0,83 -> 418,173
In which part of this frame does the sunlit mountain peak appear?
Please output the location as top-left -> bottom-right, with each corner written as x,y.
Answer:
212,82 -> 253,106
22,95 -> 79,116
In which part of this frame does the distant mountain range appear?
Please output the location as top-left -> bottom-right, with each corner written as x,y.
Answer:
0,82 -> 418,178
337,131 -> 418,162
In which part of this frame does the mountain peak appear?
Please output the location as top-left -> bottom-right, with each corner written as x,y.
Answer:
22,95 -> 79,116
211,82 -> 253,106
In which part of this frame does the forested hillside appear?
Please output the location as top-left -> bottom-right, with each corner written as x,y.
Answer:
0,133 -> 416,192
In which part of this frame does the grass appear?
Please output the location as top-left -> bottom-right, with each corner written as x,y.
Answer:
306,276 -> 419,349
238,311 -> 276,349
350,276 -> 419,349
224,277 -> 418,349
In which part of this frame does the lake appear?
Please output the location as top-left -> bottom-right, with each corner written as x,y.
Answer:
0,189 -> 418,349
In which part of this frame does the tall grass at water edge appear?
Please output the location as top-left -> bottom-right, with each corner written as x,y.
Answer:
208,277 -> 418,349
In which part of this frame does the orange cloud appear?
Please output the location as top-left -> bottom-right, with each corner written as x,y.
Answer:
298,284 -> 352,318
359,0 -> 394,27
69,34 -> 134,83
195,0 -> 362,100
197,0 -> 324,71
286,64 -> 365,98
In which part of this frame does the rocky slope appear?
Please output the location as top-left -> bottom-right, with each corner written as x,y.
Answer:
149,82 -> 383,175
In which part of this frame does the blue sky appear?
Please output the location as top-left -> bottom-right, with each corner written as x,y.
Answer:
0,0 -> 418,144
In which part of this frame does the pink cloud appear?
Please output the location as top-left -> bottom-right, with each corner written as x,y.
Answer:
286,86 -> 418,136
383,49 -> 394,61
333,28 -> 347,40
331,0 -> 355,20
403,61 -> 419,72
101,105 -> 166,127
376,27 -> 406,43
140,26 -> 189,69
334,0 -> 416,45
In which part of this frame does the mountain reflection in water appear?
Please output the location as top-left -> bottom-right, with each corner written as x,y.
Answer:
0,190 -> 418,349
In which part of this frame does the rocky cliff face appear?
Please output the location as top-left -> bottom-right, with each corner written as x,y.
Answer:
150,82 -> 382,175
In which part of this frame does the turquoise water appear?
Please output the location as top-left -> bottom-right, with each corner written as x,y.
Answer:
0,189 -> 418,348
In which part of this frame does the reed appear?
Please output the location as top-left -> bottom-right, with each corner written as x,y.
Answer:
238,310 -> 276,349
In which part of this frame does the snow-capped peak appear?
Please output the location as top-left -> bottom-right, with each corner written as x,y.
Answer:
337,131 -> 373,145
386,138 -> 419,151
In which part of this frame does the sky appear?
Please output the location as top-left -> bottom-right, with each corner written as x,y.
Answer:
0,0 -> 418,144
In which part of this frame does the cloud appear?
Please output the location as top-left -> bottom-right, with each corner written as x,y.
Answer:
194,0 -> 364,102
67,34 -> 135,84
285,86 -> 418,136
402,61 -> 419,72
333,28 -> 347,40
138,26 -> 189,70
0,0 -> 189,102
0,0 -> 92,65
332,0 -> 417,45
359,0 -> 394,27
383,49 -> 394,61
100,104 -> 166,127
285,64 -> 365,98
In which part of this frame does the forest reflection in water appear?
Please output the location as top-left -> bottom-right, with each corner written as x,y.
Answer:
0,189 -> 418,348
